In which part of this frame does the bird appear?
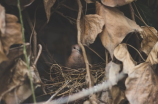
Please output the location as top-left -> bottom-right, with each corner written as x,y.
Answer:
65,44 -> 85,69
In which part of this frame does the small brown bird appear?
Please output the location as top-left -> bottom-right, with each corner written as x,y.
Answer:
66,44 -> 85,69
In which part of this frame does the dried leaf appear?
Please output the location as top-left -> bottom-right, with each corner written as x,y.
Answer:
0,41 -> 8,63
101,0 -> 134,7
43,0 -> 56,23
125,63 -> 158,104
5,0 -> 34,9
5,14 -> 18,23
0,5 -> 5,35
140,26 -> 158,55
0,43 -> 30,78
80,14 -> 104,45
146,42 -> 158,65
114,43 -> 136,74
96,2 -> 142,58
85,0 -> 94,3
1,59 -> 41,104
2,22 -> 23,54
114,43 -> 158,104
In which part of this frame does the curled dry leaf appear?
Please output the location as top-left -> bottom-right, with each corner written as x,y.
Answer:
114,43 -> 158,104
80,14 -> 104,45
100,86 -> 126,104
43,0 -> 56,23
0,44 -> 31,98
125,62 -> 158,104
96,2 -> 142,58
1,59 -> 41,104
140,26 -> 158,55
114,43 -> 136,74
2,15 -> 23,54
146,42 -> 158,65
0,5 -> 5,35
0,5 -> 23,63
0,5 -> 8,63
101,0 -> 134,7
0,43 -> 30,79
85,0 -> 94,3
5,0 -> 34,9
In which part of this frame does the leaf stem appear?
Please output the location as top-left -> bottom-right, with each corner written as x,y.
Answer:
17,0 -> 36,103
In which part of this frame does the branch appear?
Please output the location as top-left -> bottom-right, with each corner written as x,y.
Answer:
76,0 -> 92,88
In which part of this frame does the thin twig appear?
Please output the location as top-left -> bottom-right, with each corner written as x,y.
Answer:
25,11 -> 37,59
44,80 -> 70,104
17,0 -> 36,103
34,44 -> 42,65
127,44 -> 145,61
133,2 -> 158,38
85,46 -> 105,62
76,0 -> 92,88
129,3 -> 135,21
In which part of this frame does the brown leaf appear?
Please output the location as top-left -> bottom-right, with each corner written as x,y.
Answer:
101,0 -> 134,7
146,42 -> 158,65
1,14 -> 23,55
114,43 -> 158,104
0,43 -> 30,79
5,14 -> 18,23
80,14 -> 104,45
0,5 -> 6,36
114,43 -> 136,74
0,41 -> 8,63
85,0 -> 94,3
43,0 -> 56,23
2,22 -> 23,54
125,63 -> 158,104
5,0 -> 34,9
96,2 -> 142,58
1,59 -> 41,104
140,26 -> 158,55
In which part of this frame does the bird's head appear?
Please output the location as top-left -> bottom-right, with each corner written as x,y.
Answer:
72,44 -> 81,53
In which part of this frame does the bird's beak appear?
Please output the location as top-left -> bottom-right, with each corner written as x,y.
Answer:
78,49 -> 82,53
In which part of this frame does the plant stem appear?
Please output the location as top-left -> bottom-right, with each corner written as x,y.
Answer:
17,0 -> 36,103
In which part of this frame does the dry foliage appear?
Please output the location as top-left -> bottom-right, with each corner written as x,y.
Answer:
80,14 -> 104,45
140,26 -> 158,55
0,0 -> 158,104
114,43 -> 158,104
101,0 -> 134,7
96,2 -> 142,58
43,0 -> 56,23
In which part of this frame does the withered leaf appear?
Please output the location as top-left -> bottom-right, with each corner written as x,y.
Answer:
1,59 -> 41,104
0,5 -> 5,36
140,26 -> 158,55
80,14 -> 104,45
5,14 -> 18,23
85,0 -> 94,3
146,42 -> 158,65
101,0 -> 134,7
114,43 -> 136,74
0,41 -> 8,63
2,22 -> 23,54
125,63 -> 158,104
43,0 -> 56,23
114,43 -> 158,104
96,2 -> 142,58
5,0 -> 34,9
